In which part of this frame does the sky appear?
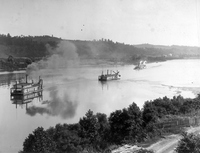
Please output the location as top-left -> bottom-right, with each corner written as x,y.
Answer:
0,0 -> 200,47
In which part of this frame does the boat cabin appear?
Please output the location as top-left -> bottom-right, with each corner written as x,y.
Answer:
10,75 -> 43,101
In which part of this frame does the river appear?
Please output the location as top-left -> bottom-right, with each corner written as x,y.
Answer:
0,59 -> 199,153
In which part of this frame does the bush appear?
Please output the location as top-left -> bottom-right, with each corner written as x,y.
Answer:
22,127 -> 56,153
137,148 -> 154,153
176,132 -> 200,153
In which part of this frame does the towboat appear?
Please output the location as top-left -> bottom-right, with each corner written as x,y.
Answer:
98,70 -> 121,81
10,75 -> 43,102
134,60 -> 147,70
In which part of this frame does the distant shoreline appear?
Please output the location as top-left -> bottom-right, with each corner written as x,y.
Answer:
0,70 -> 26,75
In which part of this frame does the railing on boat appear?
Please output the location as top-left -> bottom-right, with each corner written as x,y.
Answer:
10,75 -> 43,99
10,83 -> 43,95
11,90 -> 43,101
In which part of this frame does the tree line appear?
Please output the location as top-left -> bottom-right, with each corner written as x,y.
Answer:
19,95 -> 200,153
2,33 -> 199,65
0,34 -> 58,58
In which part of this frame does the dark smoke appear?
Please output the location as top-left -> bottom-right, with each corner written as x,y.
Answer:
25,41 -> 81,119
25,40 -> 123,119
26,40 -> 80,78
26,86 -> 78,119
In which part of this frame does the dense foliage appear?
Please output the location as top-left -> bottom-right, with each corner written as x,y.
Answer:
20,95 -> 200,153
2,33 -> 200,152
0,34 -> 59,58
109,102 -> 143,144
22,127 -> 56,153
176,132 -> 200,153
137,149 -> 155,153
2,33 -> 200,65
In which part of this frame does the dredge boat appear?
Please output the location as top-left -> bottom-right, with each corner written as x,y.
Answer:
10,75 -> 43,103
98,70 -> 121,81
134,60 -> 147,70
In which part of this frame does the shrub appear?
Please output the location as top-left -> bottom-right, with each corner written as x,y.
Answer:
176,132 -> 200,153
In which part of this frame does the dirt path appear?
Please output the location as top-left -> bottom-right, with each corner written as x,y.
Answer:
147,126 -> 200,153
147,135 -> 180,153
111,126 -> 200,153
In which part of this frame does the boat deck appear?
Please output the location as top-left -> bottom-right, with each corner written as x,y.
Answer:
10,75 -> 43,96
98,70 -> 121,81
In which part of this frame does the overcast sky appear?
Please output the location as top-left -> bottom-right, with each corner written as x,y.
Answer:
0,0 -> 200,46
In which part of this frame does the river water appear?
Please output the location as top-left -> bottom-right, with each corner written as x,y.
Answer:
0,59 -> 200,153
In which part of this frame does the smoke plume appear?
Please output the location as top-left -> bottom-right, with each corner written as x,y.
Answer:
26,40 -> 80,78
25,41 -> 82,119
26,86 -> 78,119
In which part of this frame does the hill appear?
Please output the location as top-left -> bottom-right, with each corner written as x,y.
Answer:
1,34 -> 200,65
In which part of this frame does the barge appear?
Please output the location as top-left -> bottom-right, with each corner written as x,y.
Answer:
10,75 -> 43,102
98,70 -> 121,81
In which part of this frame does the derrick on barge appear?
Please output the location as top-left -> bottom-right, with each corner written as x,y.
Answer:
98,70 -> 121,81
10,75 -> 43,103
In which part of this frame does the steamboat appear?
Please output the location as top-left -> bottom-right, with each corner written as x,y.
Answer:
134,60 -> 147,70
10,75 -> 43,103
98,70 -> 121,81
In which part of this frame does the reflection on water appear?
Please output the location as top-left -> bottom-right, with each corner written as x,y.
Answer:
26,85 -> 78,119
8,72 -> 43,110
0,72 -> 25,87
98,80 -> 109,90
0,60 -> 200,153
11,91 -> 43,109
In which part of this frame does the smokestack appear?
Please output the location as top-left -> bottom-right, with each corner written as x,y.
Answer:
26,74 -> 28,83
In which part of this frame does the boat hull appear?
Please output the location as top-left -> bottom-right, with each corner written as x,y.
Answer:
10,76 -> 43,101
98,74 -> 120,81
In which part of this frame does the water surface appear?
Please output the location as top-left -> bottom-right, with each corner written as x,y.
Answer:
0,59 -> 199,152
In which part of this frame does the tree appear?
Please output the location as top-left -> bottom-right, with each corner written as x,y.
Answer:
45,123 -> 83,153
142,101 -> 158,125
108,102 -> 143,144
137,149 -> 154,153
176,132 -> 200,153
179,100 -> 196,114
57,128 -> 82,153
6,33 -> 12,45
79,109 -> 100,147
22,127 -> 56,153
171,95 -> 185,115
109,109 -> 129,144
96,113 -> 110,149
7,33 -> 11,38
127,102 -> 144,142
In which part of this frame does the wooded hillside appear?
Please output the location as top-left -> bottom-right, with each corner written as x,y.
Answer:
1,34 -> 200,64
